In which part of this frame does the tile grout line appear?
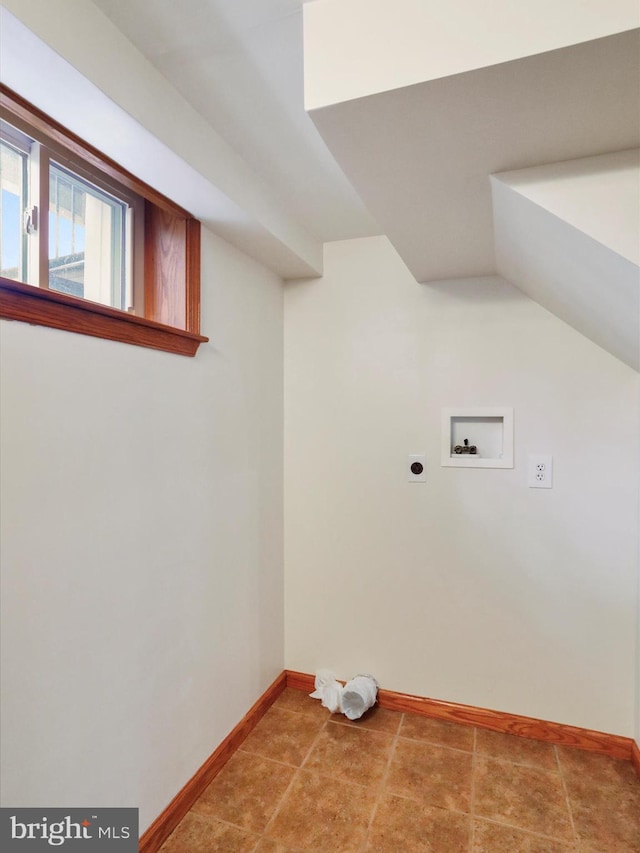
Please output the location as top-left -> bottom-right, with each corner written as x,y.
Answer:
188,813 -> 263,852
238,746 -> 314,771
360,711 -> 405,852
473,751 -> 566,773
373,789 -> 472,818
472,813 -> 582,846
259,712 -> 332,846
554,744 -> 580,850
299,713 -> 333,771
166,809 -> 263,851
395,733 -> 477,757
469,726 -> 477,852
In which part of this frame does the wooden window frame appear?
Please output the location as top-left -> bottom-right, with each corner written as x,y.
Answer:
0,85 -> 208,357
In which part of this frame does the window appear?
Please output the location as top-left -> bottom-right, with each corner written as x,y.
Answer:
2,119 -> 141,310
48,162 -> 129,308
0,86 -> 207,356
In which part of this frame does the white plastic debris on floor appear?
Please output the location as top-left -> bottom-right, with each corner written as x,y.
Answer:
309,669 -> 378,720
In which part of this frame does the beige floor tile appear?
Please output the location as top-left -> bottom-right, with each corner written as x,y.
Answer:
475,729 -> 557,770
565,775 -> 640,852
400,715 -> 474,752
366,792 -> 470,852
254,838 -> 299,853
241,707 -> 323,766
557,745 -> 640,789
474,756 -> 573,841
272,688 -> 331,721
303,721 -> 394,788
265,769 -> 377,852
330,706 -> 402,734
472,818 -> 577,852
192,750 -> 295,832
387,738 -> 473,812
557,745 -> 640,852
158,812 -> 258,853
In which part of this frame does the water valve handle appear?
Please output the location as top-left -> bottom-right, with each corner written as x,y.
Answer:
453,439 -> 477,455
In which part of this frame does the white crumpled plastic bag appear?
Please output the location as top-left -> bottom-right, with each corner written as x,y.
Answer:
309,670 -> 379,720
341,674 -> 378,720
309,668 -> 344,713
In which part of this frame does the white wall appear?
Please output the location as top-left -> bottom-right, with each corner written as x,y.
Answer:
304,0 -> 640,109
0,228 -> 284,832
284,236 -> 639,736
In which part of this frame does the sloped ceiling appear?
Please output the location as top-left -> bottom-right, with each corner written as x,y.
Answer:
305,8 -> 639,370
5,1 -> 637,367
91,0 -> 379,245
308,30 -> 640,283
492,151 -> 639,371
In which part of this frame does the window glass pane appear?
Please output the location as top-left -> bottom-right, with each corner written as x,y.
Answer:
49,162 -> 129,309
0,138 -> 27,281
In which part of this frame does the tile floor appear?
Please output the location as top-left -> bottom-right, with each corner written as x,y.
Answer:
159,688 -> 640,852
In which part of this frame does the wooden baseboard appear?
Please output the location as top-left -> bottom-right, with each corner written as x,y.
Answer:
285,670 -> 634,763
285,670 -> 318,693
632,740 -> 640,781
139,671 -> 286,853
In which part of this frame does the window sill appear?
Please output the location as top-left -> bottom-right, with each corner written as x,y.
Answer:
0,277 -> 208,357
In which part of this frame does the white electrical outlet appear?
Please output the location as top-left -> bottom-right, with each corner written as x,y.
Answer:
528,455 -> 553,488
408,454 -> 426,482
